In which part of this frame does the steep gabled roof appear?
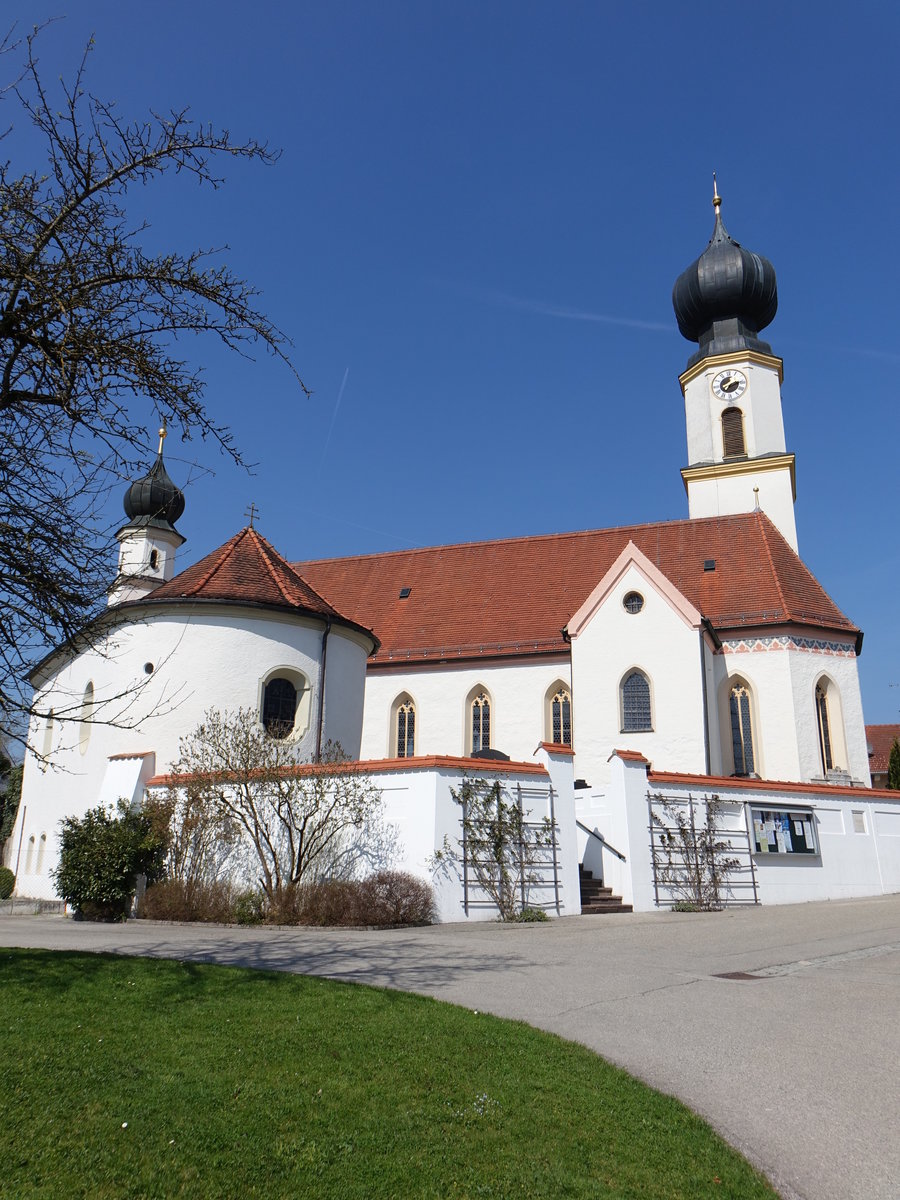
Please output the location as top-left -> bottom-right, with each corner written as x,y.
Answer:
296,512 -> 856,666
147,527 -> 372,640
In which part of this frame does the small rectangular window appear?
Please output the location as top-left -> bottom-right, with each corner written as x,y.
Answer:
852,810 -> 866,835
750,807 -> 818,855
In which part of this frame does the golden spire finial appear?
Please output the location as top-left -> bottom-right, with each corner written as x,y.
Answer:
712,172 -> 722,210
157,424 -> 167,456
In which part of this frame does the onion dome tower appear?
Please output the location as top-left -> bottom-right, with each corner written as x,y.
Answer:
673,181 -> 798,552
108,427 -> 187,606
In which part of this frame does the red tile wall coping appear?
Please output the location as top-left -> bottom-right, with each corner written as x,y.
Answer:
537,741 -> 575,756
649,769 -> 900,801
146,755 -> 549,789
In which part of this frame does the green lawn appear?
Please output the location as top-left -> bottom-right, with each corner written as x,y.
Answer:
0,949 -> 776,1199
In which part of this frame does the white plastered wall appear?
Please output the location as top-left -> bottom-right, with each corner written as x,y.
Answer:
15,604 -> 369,898
710,636 -> 868,785
787,647 -> 870,784
686,469 -> 797,550
683,357 -> 786,465
365,754 -> 579,923
568,560 -> 707,791
359,657 -> 571,762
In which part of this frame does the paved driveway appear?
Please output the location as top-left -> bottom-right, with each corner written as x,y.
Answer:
3,893 -> 899,1200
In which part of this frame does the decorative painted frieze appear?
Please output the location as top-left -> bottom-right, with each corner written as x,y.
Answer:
717,634 -> 855,657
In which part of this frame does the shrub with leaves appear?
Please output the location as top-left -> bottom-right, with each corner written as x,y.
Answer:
888,739 -> 900,791
0,865 -> 14,899
53,800 -> 169,921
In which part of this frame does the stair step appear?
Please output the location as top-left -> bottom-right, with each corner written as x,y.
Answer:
581,902 -> 633,915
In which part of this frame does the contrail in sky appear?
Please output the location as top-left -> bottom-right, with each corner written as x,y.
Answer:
317,366 -> 350,473
484,288 -> 672,332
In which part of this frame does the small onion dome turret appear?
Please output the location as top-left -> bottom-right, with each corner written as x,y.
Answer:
672,188 -> 778,369
122,428 -> 185,530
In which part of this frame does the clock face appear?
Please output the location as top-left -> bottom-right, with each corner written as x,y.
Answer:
712,369 -> 747,401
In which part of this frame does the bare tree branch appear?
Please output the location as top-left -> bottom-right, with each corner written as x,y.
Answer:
0,29 -> 306,741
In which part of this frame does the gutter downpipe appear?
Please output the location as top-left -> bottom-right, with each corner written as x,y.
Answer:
699,621 -> 718,776
314,618 -> 332,763
13,803 -> 26,882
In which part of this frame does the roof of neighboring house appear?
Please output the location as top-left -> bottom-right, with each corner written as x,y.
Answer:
295,511 -> 857,666
143,526 -> 376,645
866,724 -> 900,774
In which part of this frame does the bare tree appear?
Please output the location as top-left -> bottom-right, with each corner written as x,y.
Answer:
0,28 -> 305,742
165,709 -> 384,905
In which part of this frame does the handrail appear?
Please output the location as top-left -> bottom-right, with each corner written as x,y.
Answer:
576,819 -> 627,862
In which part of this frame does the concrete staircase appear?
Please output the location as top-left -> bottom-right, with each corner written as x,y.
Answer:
579,865 -> 632,914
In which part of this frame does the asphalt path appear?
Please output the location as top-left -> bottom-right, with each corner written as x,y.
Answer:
3,894 -> 899,1200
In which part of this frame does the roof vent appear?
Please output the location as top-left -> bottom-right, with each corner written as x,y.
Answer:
703,559 -> 716,572
398,587 -> 411,599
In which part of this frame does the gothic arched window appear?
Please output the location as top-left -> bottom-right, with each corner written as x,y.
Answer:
621,671 -> 652,732
816,683 -> 834,773
470,691 -> 491,754
396,697 -> 416,758
729,682 -> 755,776
722,407 -> 746,458
550,686 -> 572,746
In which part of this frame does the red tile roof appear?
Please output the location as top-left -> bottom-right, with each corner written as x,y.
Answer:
296,512 -> 856,666
866,725 -> 900,774
145,526 -> 373,641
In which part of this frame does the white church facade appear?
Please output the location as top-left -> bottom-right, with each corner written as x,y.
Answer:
7,194 -> 900,918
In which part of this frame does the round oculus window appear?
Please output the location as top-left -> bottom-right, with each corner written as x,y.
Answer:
623,591 -> 644,615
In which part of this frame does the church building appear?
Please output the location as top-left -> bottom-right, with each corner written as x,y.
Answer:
8,193 -> 900,918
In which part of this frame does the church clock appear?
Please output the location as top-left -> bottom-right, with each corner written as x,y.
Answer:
711,368 -> 747,401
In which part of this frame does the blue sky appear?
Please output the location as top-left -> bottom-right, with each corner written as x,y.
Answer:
5,2 -> 900,721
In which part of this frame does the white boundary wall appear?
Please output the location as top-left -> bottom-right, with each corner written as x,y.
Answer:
578,752 -> 900,911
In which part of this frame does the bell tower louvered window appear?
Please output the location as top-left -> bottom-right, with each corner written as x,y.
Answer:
722,407 -> 746,458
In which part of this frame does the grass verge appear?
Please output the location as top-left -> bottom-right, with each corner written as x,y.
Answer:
0,949 -> 776,1199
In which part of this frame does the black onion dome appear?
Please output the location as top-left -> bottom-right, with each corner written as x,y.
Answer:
672,199 -> 778,368
123,452 -> 185,529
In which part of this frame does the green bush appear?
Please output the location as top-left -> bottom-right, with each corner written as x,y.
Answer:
0,865 -> 14,899
53,802 -> 169,921
513,906 -> 549,922
232,890 -> 266,926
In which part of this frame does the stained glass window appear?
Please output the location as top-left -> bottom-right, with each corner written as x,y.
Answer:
621,671 -> 651,732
